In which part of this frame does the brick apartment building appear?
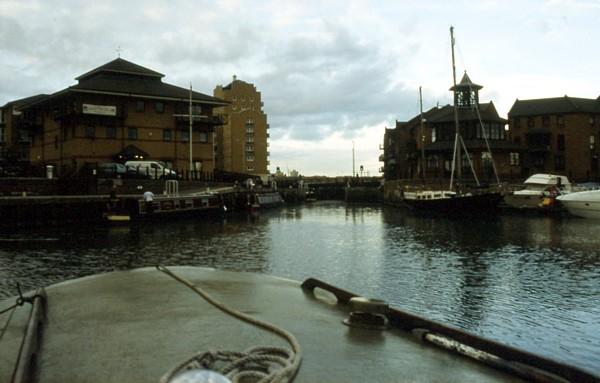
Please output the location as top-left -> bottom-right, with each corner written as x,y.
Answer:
1,94 -> 48,163
213,76 -> 269,176
3,58 -> 228,176
508,96 -> 600,181
382,73 -> 519,183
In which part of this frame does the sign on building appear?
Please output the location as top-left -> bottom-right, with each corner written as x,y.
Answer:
83,104 -> 117,116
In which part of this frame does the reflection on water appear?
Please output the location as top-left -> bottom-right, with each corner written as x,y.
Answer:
0,202 -> 599,373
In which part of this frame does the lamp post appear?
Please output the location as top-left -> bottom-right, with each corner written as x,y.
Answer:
352,140 -> 356,177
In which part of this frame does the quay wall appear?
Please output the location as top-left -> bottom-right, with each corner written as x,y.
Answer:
0,196 -> 106,228
345,186 -> 382,203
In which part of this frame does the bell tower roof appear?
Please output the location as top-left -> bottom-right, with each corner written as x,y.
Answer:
450,71 -> 483,91
450,71 -> 482,108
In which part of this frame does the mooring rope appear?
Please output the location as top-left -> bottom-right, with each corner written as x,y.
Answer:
0,304 -> 17,343
156,266 -> 302,383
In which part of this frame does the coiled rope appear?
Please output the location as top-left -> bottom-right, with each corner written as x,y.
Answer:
156,266 -> 302,383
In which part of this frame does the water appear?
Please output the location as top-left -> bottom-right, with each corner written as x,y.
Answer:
1,201 -> 599,374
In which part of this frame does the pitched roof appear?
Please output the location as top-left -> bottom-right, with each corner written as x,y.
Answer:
20,58 -> 228,107
69,74 -> 227,104
429,102 -> 505,123
450,72 -> 482,91
509,96 -> 600,117
397,102 -> 506,129
76,57 -> 164,81
2,94 -> 49,109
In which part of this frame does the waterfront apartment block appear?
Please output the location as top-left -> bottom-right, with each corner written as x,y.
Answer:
382,74 -> 519,183
213,77 -> 269,176
508,96 -> 600,181
4,58 -> 227,176
0,94 -> 49,163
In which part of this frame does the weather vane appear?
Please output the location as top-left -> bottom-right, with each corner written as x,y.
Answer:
116,46 -> 121,58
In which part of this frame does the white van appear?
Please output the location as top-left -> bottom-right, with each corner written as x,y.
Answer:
125,161 -> 177,179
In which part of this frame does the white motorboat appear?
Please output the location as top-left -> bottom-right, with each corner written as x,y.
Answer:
504,174 -> 572,210
557,189 -> 600,219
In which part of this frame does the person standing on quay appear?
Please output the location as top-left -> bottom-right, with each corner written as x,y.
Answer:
143,190 -> 155,213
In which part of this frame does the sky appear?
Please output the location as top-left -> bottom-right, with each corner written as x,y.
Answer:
1,0 -> 599,176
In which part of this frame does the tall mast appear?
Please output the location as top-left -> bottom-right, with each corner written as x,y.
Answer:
419,86 -> 425,180
450,26 -> 461,189
189,83 -> 193,173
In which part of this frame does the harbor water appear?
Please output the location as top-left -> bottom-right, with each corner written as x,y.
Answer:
1,201 -> 599,375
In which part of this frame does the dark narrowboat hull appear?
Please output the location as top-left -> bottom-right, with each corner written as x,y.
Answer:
402,192 -> 504,215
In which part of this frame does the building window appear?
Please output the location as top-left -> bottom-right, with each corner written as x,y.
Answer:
591,135 -> 596,150
246,135 -> 254,143
155,102 -> 165,113
0,126 -> 4,143
426,155 -> 439,170
542,115 -> 550,127
18,129 -> 30,143
554,155 -> 565,171
509,152 -> 520,166
163,129 -> 172,141
527,117 -> 534,127
557,115 -> 564,126
431,127 -> 436,143
128,127 -> 138,140
106,126 -> 116,139
135,100 -> 145,112
246,154 -> 254,162
199,132 -> 208,143
245,144 -> 254,152
192,105 -> 202,115
247,166 -> 255,172
557,134 -> 565,151
85,126 -> 95,138
590,116 -> 595,125
245,123 -> 254,133
181,130 -> 190,142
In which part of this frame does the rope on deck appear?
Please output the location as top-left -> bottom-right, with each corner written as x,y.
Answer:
156,265 -> 302,383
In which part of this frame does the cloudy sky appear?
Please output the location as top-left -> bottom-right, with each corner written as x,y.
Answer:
1,0 -> 599,176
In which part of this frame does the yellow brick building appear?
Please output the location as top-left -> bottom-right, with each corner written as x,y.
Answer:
213,77 -> 269,175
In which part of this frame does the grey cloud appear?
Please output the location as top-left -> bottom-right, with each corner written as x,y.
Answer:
255,23 -> 419,141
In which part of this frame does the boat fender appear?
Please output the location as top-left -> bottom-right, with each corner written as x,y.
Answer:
343,297 -> 389,330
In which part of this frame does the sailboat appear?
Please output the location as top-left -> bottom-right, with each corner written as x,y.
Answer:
401,26 -> 504,214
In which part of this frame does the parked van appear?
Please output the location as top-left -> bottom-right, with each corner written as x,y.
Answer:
125,161 -> 177,179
